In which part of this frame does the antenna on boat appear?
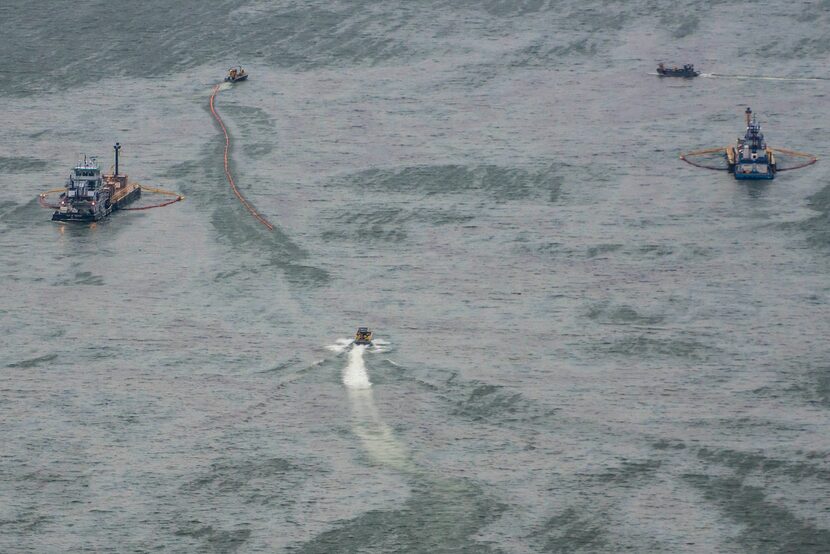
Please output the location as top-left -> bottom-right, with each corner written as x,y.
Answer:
745,107 -> 752,127
114,142 -> 121,175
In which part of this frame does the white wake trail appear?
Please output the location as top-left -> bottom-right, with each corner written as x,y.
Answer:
342,344 -> 413,471
326,337 -> 354,354
705,73 -> 829,82
342,344 -> 372,389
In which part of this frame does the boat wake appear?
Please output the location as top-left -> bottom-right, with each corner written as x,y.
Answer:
343,345 -> 412,471
326,338 -> 354,354
703,73 -> 830,82
342,345 -> 372,389
326,337 -> 390,354
370,338 -> 390,353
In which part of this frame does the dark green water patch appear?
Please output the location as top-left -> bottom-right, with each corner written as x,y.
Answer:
441,379 -> 558,426
658,11 -> 700,38
522,241 -> 574,257
471,0 -> 560,18
585,243 -> 622,258
638,244 -> 675,258
0,0 -> 422,95
530,507 -> 609,552
174,524 -> 252,553
188,133 -> 328,285
529,460 -> 660,551
208,200 -> 329,287
509,36 -> 601,67
0,200 -> 20,220
598,334 -> 711,360
768,36 -> 830,58
792,184 -> 830,250
454,383 -> 527,421
697,447 -> 830,483
684,474 -> 830,552
163,159 -> 202,182
651,438 -> 687,451
338,164 -> 561,202
538,37 -> 598,61
261,356 -> 304,375
180,456 -> 308,529
1,197 -> 43,227
585,301 -> 664,325
283,263 -> 331,286
753,366 -> 830,409
290,477 -> 505,553
322,205 -> 475,245
223,104 -> 276,130
185,457 -> 299,495
336,206 -> 414,226
0,156 -> 47,173
593,458 -> 662,486
53,271 -> 105,287
6,353 -> 59,369
406,366 -> 560,428
814,366 -> 830,407
565,5 -> 631,32
242,142 -> 275,158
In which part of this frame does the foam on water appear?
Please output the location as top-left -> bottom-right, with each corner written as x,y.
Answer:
342,345 -> 372,389
341,344 -> 412,471
325,337 -> 354,353
347,388 -> 411,471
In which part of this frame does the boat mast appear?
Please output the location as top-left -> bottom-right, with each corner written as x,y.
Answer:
114,142 -> 121,175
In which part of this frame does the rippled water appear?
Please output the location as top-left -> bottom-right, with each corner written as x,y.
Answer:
2,1 -> 830,551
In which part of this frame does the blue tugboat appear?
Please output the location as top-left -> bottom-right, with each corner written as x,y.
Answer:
728,107 -> 776,180
657,63 -> 699,77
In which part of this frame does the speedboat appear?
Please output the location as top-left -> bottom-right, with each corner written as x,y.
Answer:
354,327 -> 373,346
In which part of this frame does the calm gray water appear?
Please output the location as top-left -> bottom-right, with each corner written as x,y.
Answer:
2,1 -> 830,551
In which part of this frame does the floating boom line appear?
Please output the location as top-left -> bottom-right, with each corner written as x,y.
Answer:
37,185 -> 184,211
769,147 -> 818,171
680,147 -> 730,171
680,146 -> 818,172
120,184 -> 184,211
209,84 -> 274,231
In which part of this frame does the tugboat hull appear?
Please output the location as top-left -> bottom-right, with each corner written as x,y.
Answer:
734,171 -> 775,180
52,205 -> 112,222
225,74 -> 248,82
